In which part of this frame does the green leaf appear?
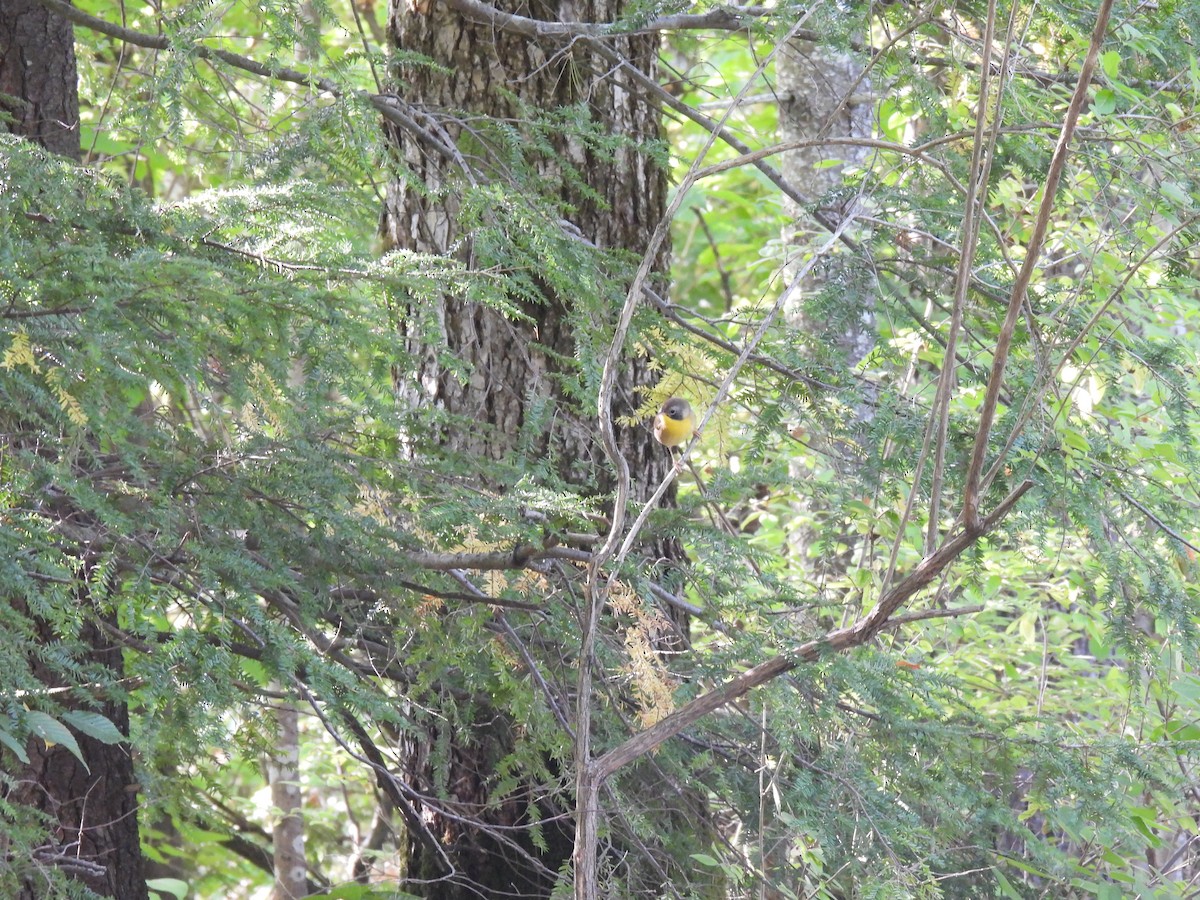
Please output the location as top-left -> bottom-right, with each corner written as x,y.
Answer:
25,711 -> 87,771
0,725 -> 30,763
146,878 -> 189,900
1172,674 -> 1200,707
994,870 -> 1023,899
1100,50 -> 1121,80
1003,856 -> 1051,879
62,710 -> 126,745
1129,807 -> 1163,846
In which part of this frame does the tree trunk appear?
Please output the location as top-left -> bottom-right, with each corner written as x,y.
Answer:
777,37 -> 877,559
0,0 -> 80,159
777,40 -> 874,365
270,702 -> 307,900
382,0 -> 668,485
1,6 -> 145,897
381,0 -> 676,895
10,593 -> 147,900
767,37 -> 875,900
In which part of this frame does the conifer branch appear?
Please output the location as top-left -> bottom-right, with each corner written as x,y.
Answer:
334,703 -> 564,888
30,0 -> 455,164
616,217 -> 854,567
403,546 -> 590,571
980,211 -> 1200,496
647,287 -> 835,389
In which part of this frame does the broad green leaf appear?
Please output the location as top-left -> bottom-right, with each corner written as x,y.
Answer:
145,878 -> 189,900
0,725 -> 30,763
1100,50 -> 1121,80
62,710 -> 126,745
25,711 -> 87,771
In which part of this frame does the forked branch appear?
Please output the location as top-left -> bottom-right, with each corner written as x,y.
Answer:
591,479 -> 1031,781
960,0 -> 1115,526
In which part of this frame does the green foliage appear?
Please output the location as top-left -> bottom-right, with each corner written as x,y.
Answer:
5,0 -> 1200,895
656,0 -> 1200,895
0,136 -> 524,895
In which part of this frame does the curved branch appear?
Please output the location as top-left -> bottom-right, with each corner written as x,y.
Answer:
34,0 -> 340,94
441,0 -> 791,38
961,0 -> 1115,526
592,479 -> 1032,781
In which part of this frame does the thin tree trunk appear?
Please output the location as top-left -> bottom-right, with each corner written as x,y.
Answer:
778,40 -> 874,362
777,38 -> 877,563
767,37 -> 875,900
270,702 -> 307,900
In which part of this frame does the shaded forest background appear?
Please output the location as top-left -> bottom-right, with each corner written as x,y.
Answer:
2,0 -> 1200,897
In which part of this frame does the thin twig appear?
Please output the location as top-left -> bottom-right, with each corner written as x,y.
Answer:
881,604 -> 985,628
1117,488 -> 1200,557
35,0 -> 341,94
644,288 -> 836,390
979,213 -> 1200,497
926,0 -> 1009,554
579,23 -> 815,895
403,546 -> 591,571
616,217 -> 854,567
443,0 -> 788,39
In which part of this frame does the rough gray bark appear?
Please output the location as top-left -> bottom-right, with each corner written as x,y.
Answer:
383,0 -> 668,486
777,39 -> 875,365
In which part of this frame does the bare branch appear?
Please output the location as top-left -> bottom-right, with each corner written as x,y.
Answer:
592,480 -> 1032,781
980,212 -> 1200,497
882,604 -> 986,628
581,24 -> 817,892
644,288 -> 836,390
926,0 -> 1008,553
1117,489 -> 1200,558
615,217 -> 854,568
34,0 -> 340,95
961,0 -> 1115,526
442,0 -> 790,38
403,545 -> 590,571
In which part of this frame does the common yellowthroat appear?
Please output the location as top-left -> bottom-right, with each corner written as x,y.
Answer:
653,397 -> 696,449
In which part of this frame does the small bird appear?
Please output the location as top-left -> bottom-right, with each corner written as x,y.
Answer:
653,397 -> 696,449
